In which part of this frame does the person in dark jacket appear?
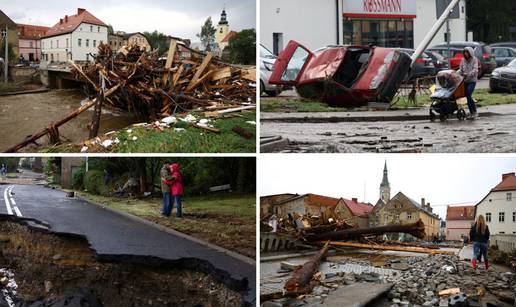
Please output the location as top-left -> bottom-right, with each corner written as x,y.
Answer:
469,214 -> 490,270
458,46 -> 479,119
160,161 -> 173,217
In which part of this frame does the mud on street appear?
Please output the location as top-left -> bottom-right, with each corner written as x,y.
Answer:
0,90 -> 139,152
0,219 -> 244,307
261,114 -> 516,153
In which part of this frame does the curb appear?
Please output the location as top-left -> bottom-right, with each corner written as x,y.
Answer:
260,111 -> 502,123
74,193 -> 256,266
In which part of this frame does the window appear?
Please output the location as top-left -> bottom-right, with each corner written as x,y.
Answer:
56,40 -> 59,48
499,212 -> 505,223
486,213 -> 491,222
395,214 -> 399,220
407,213 -> 412,220
29,41 -> 33,48
93,40 -> 96,47
86,39 -> 89,47
57,53 -> 59,62
66,38 -> 69,48
513,212 -> 516,222
86,54 -> 89,61
51,41 -> 53,48
78,39 -> 82,47
507,193 -> 512,201
98,27 -> 100,33
500,232 -> 505,234
100,40 -> 103,45
90,26 -> 93,32
110,41 -> 112,46
42,41 -> 44,48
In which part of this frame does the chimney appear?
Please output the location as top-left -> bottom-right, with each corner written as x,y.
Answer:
65,15 -> 68,22
78,8 -> 86,15
60,18 -> 63,24
421,198 -> 426,207
502,172 -> 515,180
428,203 -> 432,212
352,198 -> 358,203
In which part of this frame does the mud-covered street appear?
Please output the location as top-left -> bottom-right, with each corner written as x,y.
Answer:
261,105 -> 516,153
0,90 -> 139,152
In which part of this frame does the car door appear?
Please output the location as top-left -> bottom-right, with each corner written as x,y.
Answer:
269,40 -> 314,86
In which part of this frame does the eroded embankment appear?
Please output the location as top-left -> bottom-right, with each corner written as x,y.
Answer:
0,217 -> 245,307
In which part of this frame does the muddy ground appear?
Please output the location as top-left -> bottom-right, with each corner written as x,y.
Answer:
0,220 -> 244,307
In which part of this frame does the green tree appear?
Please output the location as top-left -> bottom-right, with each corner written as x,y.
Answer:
224,29 -> 256,65
107,24 -> 114,35
0,158 -> 19,173
0,40 -> 16,62
197,17 -> 216,51
466,0 -> 516,43
143,30 -> 168,54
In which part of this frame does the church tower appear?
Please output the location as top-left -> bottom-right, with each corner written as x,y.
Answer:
215,8 -> 230,46
379,161 -> 391,203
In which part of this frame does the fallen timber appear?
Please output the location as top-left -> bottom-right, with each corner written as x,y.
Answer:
284,241 -> 330,293
325,241 -> 455,255
303,219 -> 426,242
5,40 -> 256,153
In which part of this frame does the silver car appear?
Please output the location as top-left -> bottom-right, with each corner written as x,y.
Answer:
260,44 -> 283,96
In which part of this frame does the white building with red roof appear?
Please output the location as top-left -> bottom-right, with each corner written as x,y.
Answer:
476,172 -> 516,235
41,8 -> 108,63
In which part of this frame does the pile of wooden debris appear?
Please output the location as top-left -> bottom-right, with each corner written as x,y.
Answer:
72,41 -> 256,119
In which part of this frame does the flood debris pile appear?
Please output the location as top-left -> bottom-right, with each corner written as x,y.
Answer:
72,42 -> 256,120
384,254 -> 515,307
0,220 -> 243,307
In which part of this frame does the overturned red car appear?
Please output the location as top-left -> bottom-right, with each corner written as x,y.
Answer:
269,40 -> 412,107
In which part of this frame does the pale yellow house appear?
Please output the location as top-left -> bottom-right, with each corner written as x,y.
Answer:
123,32 -> 150,51
370,192 -> 441,241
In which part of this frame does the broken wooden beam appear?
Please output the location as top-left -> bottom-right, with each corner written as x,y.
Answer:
284,241 -> 330,293
162,39 -> 177,86
325,241 -> 455,255
185,52 -> 213,92
89,87 -> 104,139
304,219 -> 427,242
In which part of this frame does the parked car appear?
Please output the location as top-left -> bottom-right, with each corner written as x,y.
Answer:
398,48 -> 435,80
427,47 -> 464,70
490,46 -> 516,67
490,58 -> 516,93
424,50 -> 449,72
269,40 -> 412,107
489,42 -> 516,49
260,44 -> 283,97
429,42 -> 496,77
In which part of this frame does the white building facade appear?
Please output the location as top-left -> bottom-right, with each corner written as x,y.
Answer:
41,8 -> 108,63
476,173 -> 516,235
261,0 -> 466,54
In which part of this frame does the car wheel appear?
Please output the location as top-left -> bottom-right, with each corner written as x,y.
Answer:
260,80 -> 265,96
265,90 -> 278,97
457,109 -> 466,121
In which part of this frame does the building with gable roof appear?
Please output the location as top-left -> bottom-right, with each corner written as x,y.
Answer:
476,172 -> 516,235
41,8 -> 108,63
17,24 -> 50,62
445,204 -> 476,241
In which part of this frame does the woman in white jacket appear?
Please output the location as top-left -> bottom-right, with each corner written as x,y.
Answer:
458,46 -> 479,119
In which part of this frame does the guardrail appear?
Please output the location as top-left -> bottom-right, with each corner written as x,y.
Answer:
491,234 -> 516,252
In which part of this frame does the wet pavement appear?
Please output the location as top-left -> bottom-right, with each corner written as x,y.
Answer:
0,90 -> 139,152
261,104 -> 516,153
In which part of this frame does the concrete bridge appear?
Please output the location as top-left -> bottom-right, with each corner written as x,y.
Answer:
39,62 -> 85,89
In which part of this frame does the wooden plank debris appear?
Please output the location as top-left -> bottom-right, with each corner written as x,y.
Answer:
326,241 -> 455,255
284,241 -> 330,294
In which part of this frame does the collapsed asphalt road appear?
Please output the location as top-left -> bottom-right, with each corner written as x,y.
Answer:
261,104 -> 516,153
0,184 -> 255,306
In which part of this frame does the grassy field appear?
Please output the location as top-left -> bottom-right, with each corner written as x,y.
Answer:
77,192 -> 256,258
46,111 -> 256,153
261,89 -> 516,112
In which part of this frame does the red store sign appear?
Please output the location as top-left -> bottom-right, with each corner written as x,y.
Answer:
343,0 -> 417,19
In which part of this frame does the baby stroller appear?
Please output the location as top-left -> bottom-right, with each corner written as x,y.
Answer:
429,70 -> 468,121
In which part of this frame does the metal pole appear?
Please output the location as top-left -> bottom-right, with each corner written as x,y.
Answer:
446,19 -> 451,66
411,0 -> 461,66
4,25 -> 8,83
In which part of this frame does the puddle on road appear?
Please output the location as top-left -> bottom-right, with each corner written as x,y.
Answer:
0,90 -> 140,152
0,220 -> 244,307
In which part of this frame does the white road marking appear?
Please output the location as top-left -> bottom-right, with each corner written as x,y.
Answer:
3,186 -> 13,215
12,206 -> 22,217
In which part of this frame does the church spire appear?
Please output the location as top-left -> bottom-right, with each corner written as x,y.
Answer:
379,160 -> 391,203
218,7 -> 228,25
381,160 -> 389,187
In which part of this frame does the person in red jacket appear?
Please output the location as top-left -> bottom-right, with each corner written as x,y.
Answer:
169,163 -> 183,217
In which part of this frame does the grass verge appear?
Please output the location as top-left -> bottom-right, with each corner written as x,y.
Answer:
77,192 -> 256,258
261,89 -> 516,112
45,111 -> 256,153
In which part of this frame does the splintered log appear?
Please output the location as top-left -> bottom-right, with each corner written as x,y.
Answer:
304,219 -> 426,242
162,39 -> 177,86
326,241 -> 455,255
89,88 -> 104,138
284,241 -> 330,293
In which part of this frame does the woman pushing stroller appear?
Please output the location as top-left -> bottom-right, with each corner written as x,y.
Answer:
457,46 -> 479,119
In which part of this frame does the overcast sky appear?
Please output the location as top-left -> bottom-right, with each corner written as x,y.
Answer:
260,155 -> 516,220
1,0 -> 255,41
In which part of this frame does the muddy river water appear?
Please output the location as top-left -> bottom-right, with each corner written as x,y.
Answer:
0,90 -> 139,152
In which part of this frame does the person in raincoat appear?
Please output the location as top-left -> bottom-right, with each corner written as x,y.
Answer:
169,163 -> 183,218
458,46 -> 479,119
